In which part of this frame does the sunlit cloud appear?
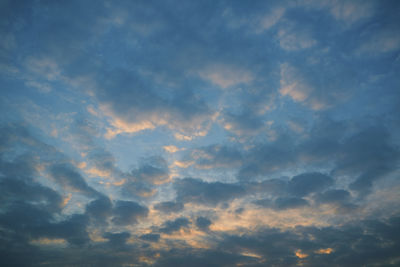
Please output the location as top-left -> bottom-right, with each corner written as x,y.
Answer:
30,238 -> 68,247
315,248 -> 334,254
199,64 -> 254,89
163,145 -> 183,153
295,249 -> 308,259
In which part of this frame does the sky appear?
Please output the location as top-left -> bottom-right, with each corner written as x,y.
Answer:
1,0 -> 400,266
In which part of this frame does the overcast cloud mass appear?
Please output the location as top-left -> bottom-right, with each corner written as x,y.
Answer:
1,0 -> 400,266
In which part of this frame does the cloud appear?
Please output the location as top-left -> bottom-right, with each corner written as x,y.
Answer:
159,217 -> 191,234
195,217 -> 212,231
326,0 -> 375,24
198,64 -> 254,89
238,135 -> 296,180
130,156 -> 170,185
337,126 -> 400,195
0,177 -> 63,213
111,200 -> 149,226
221,111 -> 271,138
188,144 -> 243,169
121,156 -> 170,198
103,232 -> 131,246
279,61 -> 359,110
288,172 -> 334,197
48,163 -> 99,197
121,180 -> 156,198
44,214 -> 90,246
85,196 -> 113,224
255,197 -> 309,210
299,0 -> 375,25
257,7 -> 285,32
314,189 -> 351,204
277,26 -> 316,51
1,1 -> 400,266
279,63 -> 315,105
174,178 -> 245,205
95,69 -> 214,139
154,201 -> 184,213
163,145 -> 182,153
358,30 -> 400,55
314,189 -> 357,212
140,233 -> 160,242
153,249 -> 261,267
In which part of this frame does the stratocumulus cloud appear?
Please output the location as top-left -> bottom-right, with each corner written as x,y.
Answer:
1,0 -> 400,266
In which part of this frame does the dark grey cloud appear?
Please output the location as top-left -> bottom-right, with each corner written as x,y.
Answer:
103,232 -> 131,246
72,118 -> 172,200
87,148 -> 117,175
187,144 -> 243,169
122,156 -> 170,198
131,156 -> 169,185
140,233 -> 160,242
195,216 -> 212,231
255,197 -> 309,210
238,135 -> 296,180
49,163 -> 99,197
339,127 -> 400,196
0,125 -> 92,251
43,214 -> 90,246
95,69 -> 214,136
174,178 -> 245,205
121,180 -> 155,199
235,118 -> 400,201
159,217 -> 191,234
154,201 -> 184,213
0,178 -> 62,212
221,111 -> 266,138
314,189 -> 351,204
245,178 -> 287,196
112,200 -> 148,226
313,189 -> 357,213
153,250 -> 261,267
0,200 -> 90,247
85,196 -> 113,224
212,217 -> 400,267
172,172 -> 334,209
288,172 -> 334,197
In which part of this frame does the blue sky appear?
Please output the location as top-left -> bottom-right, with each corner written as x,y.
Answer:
1,0 -> 400,266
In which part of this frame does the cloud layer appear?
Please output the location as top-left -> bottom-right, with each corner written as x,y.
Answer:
1,0 -> 400,266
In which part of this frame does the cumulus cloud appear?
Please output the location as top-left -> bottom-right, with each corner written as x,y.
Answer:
49,163 -> 100,197
103,232 -> 131,246
130,156 -> 170,185
112,200 -> 148,226
121,156 -> 171,198
195,216 -> 212,231
174,178 -> 245,205
187,144 -> 243,169
96,69 -> 214,139
255,197 -> 309,210
159,217 -> 191,234
154,201 -> 184,213
140,233 -> 160,242
288,172 -> 334,197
